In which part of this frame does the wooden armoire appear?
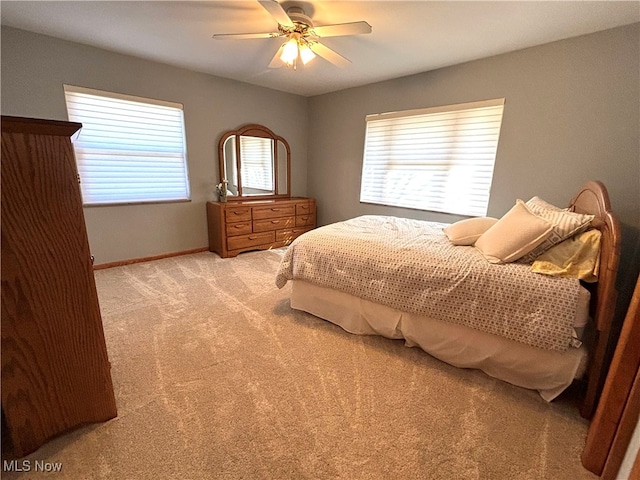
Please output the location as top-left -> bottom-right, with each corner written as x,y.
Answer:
1,116 -> 117,457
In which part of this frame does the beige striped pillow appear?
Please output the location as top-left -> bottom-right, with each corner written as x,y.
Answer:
526,196 -> 566,212
520,197 -> 594,263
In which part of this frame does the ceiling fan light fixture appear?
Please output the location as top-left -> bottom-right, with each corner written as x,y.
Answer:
280,37 -> 299,65
299,42 -> 316,65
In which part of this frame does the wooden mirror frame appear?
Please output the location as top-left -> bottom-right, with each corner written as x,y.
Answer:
218,124 -> 291,200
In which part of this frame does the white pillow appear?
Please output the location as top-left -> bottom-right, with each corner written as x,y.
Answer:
443,217 -> 499,246
475,200 -> 553,264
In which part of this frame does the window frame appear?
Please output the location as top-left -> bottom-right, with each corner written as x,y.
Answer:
359,98 -> 505,217
63,84 -> 191,207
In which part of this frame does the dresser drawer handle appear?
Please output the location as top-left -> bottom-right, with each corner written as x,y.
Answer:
271,220 -> 279,224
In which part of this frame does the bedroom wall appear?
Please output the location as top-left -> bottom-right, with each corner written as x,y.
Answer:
3,24 -> 638,292
307,22 -> 640,297
1,27 -> 309,265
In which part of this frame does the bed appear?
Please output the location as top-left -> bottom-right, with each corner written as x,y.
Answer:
275,181 -> 621,418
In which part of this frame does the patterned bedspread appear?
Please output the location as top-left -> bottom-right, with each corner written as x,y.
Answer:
275,215 -> 582,352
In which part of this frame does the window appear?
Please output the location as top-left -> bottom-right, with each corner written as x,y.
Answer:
63,85 -> 190,205
360,98 -> 505,217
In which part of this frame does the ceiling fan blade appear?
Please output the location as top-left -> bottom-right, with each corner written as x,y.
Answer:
258,0 -> 294,28
312,21 -> 372,38
309,42 -> 351,68
268,44 -> 286,68
213,32 -> 281,40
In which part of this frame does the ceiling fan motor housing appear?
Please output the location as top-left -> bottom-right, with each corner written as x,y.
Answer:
286,6 -> 313,28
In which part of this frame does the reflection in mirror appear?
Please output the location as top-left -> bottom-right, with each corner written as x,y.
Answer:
240,136 -> 274,196
223,136 -> 238,196
218,124 -> 291,200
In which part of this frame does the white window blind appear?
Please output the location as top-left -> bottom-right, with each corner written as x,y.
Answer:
360,98 -> 505,217
240,136 -> 273,192
63,85 -> 190,205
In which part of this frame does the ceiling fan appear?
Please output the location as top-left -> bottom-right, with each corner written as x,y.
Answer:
212,0 -> 372,70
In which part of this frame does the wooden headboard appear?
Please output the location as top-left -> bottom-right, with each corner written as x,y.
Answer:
568,180 -> 622,418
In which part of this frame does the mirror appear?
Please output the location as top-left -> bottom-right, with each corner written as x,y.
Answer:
218,124 -> 291,199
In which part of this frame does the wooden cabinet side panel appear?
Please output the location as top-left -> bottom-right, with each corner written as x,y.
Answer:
1,131 -> 117,457
207,202 -> 225,256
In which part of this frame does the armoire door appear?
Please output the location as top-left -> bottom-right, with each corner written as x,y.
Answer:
1,116 -> 117,457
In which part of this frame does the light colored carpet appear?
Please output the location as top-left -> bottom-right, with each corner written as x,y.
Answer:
4,249 -> 597,479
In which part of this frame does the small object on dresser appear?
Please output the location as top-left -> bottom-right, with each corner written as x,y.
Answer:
216,180 -> 228,202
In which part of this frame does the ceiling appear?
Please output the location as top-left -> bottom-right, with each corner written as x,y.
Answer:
2,1 -> 638,97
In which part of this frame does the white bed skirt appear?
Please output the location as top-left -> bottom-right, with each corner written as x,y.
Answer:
290,280 -> 587,401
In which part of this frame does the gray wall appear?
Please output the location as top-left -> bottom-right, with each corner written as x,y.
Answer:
307,22 -> 640,293
1,27 -> 308,264
3,24 -> 639,293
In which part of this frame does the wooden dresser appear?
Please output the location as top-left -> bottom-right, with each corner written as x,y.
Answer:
207,197 -> 316,257
1,116 -> 117,457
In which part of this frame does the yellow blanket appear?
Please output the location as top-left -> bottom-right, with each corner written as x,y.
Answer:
531,229 -> 601,282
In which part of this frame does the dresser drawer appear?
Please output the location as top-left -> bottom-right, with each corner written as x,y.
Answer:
296,213 -> 316,227
226,222 -> 252,237
225,207 -> 252,223
276,227 -> 311,243
296,203 -> 314,215
227,231 -> 275,251
253,216 -> 294,233
252,205 -> 295,220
